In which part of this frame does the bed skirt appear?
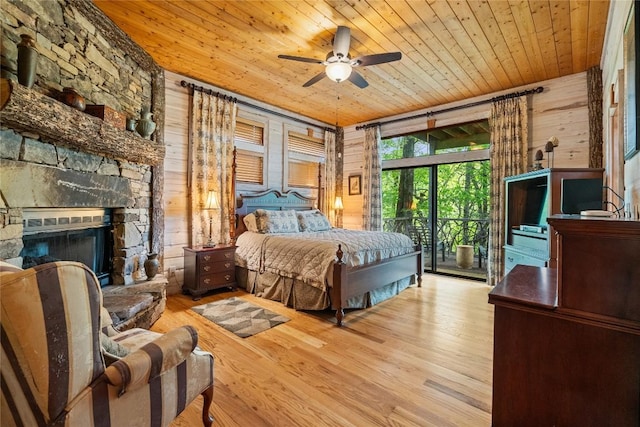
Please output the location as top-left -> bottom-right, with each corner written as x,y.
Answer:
235,266 -> 414,311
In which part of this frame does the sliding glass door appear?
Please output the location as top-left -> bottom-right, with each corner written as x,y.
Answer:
380,120 -> 490,280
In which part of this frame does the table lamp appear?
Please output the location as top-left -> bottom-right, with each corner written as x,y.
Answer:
204,190 -> 220,247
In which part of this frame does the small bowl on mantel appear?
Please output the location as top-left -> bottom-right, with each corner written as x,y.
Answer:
60,87 -> 86,111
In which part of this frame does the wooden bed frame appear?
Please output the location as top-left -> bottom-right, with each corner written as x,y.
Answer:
235,189 -> 423,326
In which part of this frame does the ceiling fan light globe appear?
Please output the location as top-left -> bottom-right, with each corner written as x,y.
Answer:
326,62 -> 352,82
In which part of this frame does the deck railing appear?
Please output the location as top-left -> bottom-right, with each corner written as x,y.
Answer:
383,216 -> 489,255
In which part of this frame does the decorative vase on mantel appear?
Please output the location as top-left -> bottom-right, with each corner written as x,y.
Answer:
144,253 -> 160,280
17,34 -> 38,88
135,107 -> 156,139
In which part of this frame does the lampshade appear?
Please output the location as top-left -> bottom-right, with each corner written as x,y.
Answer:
325,62 -> 352,82
204,190 -> 220,210
334,196 -> 344,210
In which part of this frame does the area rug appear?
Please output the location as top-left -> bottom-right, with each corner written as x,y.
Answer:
191,297 -> 290,338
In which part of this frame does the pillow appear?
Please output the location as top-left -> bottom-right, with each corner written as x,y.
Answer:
242,213 -> 259,232
254,209 -> 300,233
101,332 -> 130,366
297,209 -> 331,232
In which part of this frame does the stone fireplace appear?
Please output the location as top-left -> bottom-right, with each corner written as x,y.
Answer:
0,123 -> 155,286
0,0 -> 167,329
0,92 -> 166,329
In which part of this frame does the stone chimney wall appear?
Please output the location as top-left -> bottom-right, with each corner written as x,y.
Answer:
0,0 -> 163,285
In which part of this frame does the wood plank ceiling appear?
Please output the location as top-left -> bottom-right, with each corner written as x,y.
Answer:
93,0 -> 610,127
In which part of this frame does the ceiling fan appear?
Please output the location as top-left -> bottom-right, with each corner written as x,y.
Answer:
278,26 -> 402,88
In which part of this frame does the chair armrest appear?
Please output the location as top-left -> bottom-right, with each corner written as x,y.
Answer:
104,325 -> 199,395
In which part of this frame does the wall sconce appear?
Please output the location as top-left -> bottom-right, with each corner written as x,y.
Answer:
334,196 -> 344,211
204,190 -> 220,247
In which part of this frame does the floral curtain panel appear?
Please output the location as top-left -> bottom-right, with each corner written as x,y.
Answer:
323,130 -> 337,226
362,126 -> 382,231
189,90 -> 237,247
488,96 -> 529,286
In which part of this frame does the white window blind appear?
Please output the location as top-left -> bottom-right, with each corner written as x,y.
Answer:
236,150 -> 263,184
288,160 -> 318,188
288,131 -> 324,157
235,119 -> 264,146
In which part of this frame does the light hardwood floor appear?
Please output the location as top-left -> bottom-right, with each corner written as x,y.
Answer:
154,275 -> 494,426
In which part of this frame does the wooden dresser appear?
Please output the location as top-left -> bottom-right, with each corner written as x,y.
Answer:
183,245 -> 237,300
489,216 -> 640,426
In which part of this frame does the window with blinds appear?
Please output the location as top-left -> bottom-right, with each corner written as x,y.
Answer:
235,119 -> 264,146
236,150 -> 263,184
287,130 -> 324,188
288,160 -> 318,188
288,131 -> 324,157
235,118 -> 265,185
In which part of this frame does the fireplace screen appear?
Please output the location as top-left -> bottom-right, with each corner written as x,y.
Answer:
21,208 -> 112,286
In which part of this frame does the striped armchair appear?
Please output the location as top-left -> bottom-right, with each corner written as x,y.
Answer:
0,261 -> 214,426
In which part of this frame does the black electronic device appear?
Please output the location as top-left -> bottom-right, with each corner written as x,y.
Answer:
560,178 -> 604,214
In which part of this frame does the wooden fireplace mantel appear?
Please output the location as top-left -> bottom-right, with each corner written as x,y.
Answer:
0,78 -> 164,166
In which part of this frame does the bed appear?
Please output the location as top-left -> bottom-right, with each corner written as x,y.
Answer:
234,189 -> 423,326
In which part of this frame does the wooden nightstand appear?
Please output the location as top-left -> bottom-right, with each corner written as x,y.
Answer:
183,244 -> 236,300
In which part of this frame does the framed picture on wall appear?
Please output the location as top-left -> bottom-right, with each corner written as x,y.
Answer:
348,174 -> 362,195
624,3 -> 640,159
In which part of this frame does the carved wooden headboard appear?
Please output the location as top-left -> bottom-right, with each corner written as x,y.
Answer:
235,189 -> 316,235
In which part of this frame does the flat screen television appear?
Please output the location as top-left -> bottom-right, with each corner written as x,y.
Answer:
560,178 -> 604,214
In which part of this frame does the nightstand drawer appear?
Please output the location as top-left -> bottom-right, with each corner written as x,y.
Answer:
199,271 -> 235,288
198,249 -> 234,264
199,259 -> 234,275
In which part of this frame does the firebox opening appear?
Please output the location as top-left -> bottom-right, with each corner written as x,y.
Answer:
20,208 -> 113,286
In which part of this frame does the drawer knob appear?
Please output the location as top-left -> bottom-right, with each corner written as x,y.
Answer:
204,266 -> 210,272
204,278 -> 210,285
224,252 -> 231,259
507,257 -> 514,262
224,262 -> 231,268
225,274 -> 231,281
204,255 -> 211,261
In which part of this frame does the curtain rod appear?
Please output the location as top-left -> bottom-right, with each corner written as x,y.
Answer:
355,86 -> 544,131
180,81 -> 336,133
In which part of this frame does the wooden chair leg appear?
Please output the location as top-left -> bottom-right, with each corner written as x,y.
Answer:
201,385 -> 214,427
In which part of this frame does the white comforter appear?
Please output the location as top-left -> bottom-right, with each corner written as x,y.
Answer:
235,229 -> 415,290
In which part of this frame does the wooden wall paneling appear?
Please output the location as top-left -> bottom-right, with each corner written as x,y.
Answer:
524,73 -> 589,168
342,127 -> 365,230
163,73 -> 191,292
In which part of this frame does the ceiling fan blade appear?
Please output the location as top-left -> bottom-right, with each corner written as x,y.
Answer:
302,72 -> 327,87
352,52 -> 402,67
348,70 -> 368,88
332,26 -> 351,58
278,54 -> 323,64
